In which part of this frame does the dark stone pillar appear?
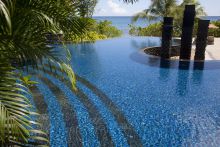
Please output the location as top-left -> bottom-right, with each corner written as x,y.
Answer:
179,60 -> 190,70
161,17 -> 173,58
160,58 -> 170,68
194,19 -> 210,60
180,5 -> 196,60
194,61 -> 205,70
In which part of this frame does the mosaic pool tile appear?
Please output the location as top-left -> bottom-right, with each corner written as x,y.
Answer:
32,36 -> 220,146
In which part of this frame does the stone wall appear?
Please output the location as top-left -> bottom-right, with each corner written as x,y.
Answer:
144,45 -> 180,57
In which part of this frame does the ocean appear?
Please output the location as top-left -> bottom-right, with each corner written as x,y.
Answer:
93,16 -> 158,34
93,16 -> 220,35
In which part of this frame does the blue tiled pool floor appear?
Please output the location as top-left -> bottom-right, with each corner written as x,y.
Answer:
30,36 -> 220,146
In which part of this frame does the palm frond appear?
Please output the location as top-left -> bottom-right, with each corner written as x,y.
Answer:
0,0 -> 81,90
0,0 -> 92,146
0,61 -> 48,146
123,0 -> 138,4
0,0 -> 11,34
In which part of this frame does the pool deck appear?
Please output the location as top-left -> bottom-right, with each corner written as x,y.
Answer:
192,38 -> 220,60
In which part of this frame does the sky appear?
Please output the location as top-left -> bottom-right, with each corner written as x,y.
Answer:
94,0 -> 220,16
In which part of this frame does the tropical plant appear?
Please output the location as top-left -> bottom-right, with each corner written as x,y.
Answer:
66,19 -> 122,42
178,0 -> 206,16
133,0 -> 205,22
131,0 -> 206,37
132,0 -> 177,22
172,0 -> 206,35
0,61 -> 49,146
96,20 -> 122,38
129,23 -> 162,36
0,0 -> 138,145
123,0 -> 138,3
209,21 -> 220,37
0,0 -> 88,146
129,20 -> 200,37
74,0 -> 98,17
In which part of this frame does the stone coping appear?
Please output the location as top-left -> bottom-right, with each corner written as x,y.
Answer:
143,38 -> 220,61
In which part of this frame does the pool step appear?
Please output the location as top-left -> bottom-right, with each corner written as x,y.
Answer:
38,72 -> 115,147
30,85 -> 50,137
38,76 -> 83,147
75,75 -> 143,147
33,67 -> 143,146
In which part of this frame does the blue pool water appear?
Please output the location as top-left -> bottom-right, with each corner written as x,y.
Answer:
32,36 -> 220,146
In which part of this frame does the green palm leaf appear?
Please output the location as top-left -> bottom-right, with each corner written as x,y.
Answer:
1,0 -> 93,146
0,61 -> 48,146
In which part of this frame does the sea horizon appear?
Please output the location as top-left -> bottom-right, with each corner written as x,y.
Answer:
93,16 -> 220,35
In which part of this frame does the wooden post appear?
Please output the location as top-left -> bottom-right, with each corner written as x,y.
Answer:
194,19 -> 210,60
180,5 -> 196,60
161,17 -> 173,58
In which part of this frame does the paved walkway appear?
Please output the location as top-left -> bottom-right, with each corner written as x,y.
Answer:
205,38 -> 220,60
191,38 -> 220,60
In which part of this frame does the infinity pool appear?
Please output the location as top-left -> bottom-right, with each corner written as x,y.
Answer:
32,36 -> 220,146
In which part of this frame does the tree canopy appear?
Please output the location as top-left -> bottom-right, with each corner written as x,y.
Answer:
132,0 -> 206,22
75,0 -> 98,17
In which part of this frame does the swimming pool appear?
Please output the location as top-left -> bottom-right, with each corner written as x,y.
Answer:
31,36 -> 220,146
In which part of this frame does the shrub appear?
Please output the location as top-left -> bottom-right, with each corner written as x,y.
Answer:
73,31 -> 108,42
95,20 -> 122,38
68,19 -> 122,42
129,18 -> 220,38
129,23 -> 162,36
209,21 -> 220,37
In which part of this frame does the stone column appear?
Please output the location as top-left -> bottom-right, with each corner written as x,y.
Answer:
161,17 -> 173,58
194,19 -> 210,60
180,5 -> 196,60
194,61 -> 204,70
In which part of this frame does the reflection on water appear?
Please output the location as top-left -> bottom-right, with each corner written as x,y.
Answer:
177,61 -> 190,96
159,59 -> 204,97
159,59 -> 170,81
69,43 -> 102,77
130,42 -> 220,70
193,62 -> 205,85
177,68 -> 190,96
131,37 -> 160,50
193,61 -> 205,70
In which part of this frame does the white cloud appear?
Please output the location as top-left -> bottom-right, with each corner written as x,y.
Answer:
95,8 -> 107,14
107,0 -> 127,15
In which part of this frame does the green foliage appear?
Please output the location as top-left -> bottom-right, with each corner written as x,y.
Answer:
132,0 -> 177,22
172,0 -> 206,36
129,19 -> 199,37
69,20 -> 122,42
0,0 -> 91,146
19,75 -> 38,87
0,0 -> 132,145
133,0 -> 206,22
129,23 -> 162,36
131,0 -> 206,37
131,19 -> 220,38
72,31 -> 108,42
123,0 -> 138,3
96,20 -> 122,38
209,21 -> 220,37
0,61 -> 49,146
74,0 -> 98,17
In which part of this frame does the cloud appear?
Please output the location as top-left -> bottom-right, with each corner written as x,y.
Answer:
95,8 -> 107,14
107,0 -> 127,15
